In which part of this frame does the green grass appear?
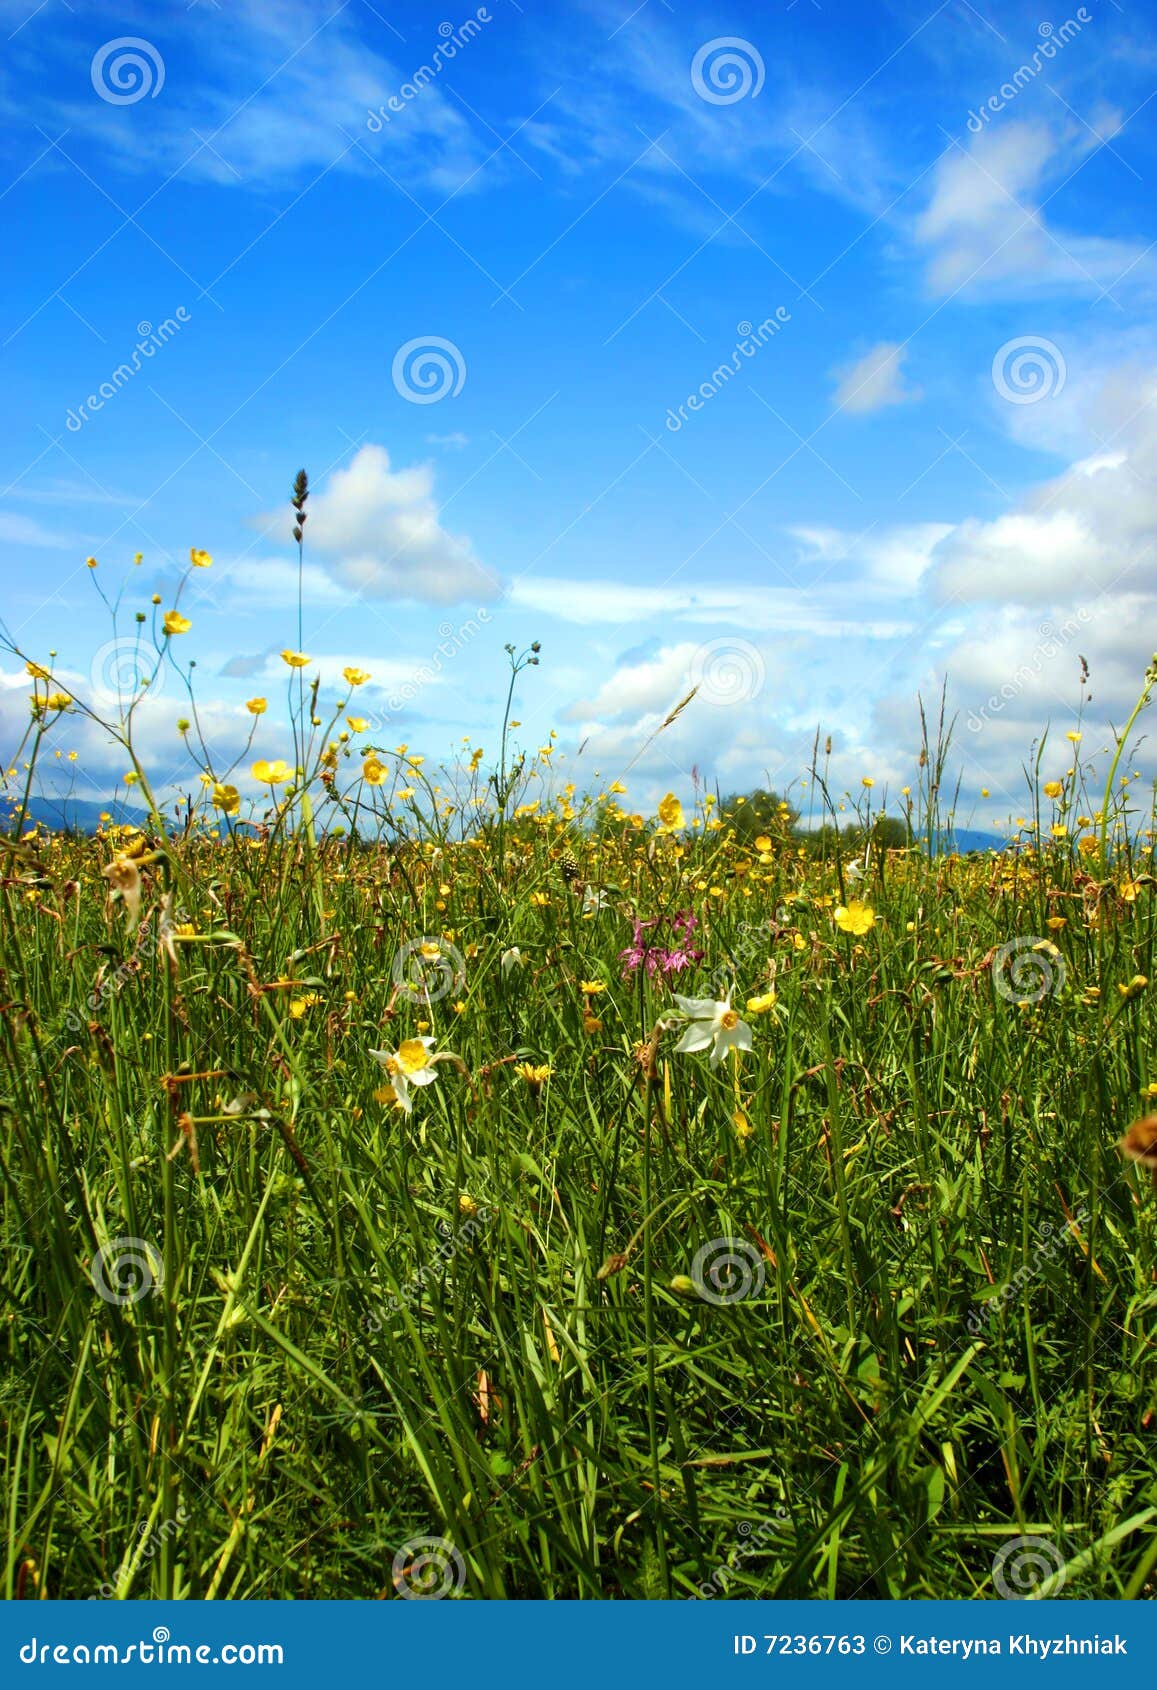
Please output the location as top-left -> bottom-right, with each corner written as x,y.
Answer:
3,626 -> 1157,1600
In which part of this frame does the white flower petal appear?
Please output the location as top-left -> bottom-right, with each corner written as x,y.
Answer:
673,994 -> 720,1019
675,1024 -> 713,1054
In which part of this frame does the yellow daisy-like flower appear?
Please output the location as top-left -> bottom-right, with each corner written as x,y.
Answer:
516,1062 -> 553,1094
580,980 -> 607,995
657,792 -> 685,832
289,993 -> 319,1019
189,548 -> 213,568
163,611 -> 191,636
363,755 -> 387,786
1042,780 -> 1064,799
246,697 -> 267,715
343,667 -> 370,687
211,782 -> 240,815
281,649 -> 310,668
834,900 -> 875,936
252,758 -> 290,785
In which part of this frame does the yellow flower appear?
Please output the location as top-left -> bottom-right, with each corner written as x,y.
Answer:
346,716 -> 368,733
580,980 -> 607,995
531,891 -> 550,906
252,758 -> 290,785
189,548 -> 213,568
45,692 -> 71,712
363,755 -> 387,786
981,788 -> 990,798
608,780 -> 627,795
516,1062 -> 553,1094
582,1011 -> 602,1034
1118,975 -> 1149,1001
163,611 -> 191,636
1043,780 -> 1063,799
754,834 -> 772,851
834,900 -> 875,936
211,782 -> 240,815
25,661 -> 50,680
246,697 -> 267,715
746,989 -> 778,1015
657,793 -> 685,832
861,776 -> 875,788
343,667 -> 370,687
1066,731 -> 1082,743
281,649 -> 310,668
289,993 -> 319,1018
85,556 -> 98,569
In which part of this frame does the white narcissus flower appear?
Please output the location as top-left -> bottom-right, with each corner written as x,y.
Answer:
369,1037 -> 441,1113
671,992 -> 753,1068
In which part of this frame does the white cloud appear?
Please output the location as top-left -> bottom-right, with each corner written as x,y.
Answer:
0,513 -> 75,549
509,575 -> 913,637
26,0 -> 495,194
930,388 -> 1157,605
915,120 -> 1149,298
832,342 -> 922,415
259,445 -> 501,608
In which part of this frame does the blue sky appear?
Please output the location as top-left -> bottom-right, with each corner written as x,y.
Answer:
2,0 -> 1156,826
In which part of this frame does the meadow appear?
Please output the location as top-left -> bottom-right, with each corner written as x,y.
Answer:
2,546 -> 1157,1601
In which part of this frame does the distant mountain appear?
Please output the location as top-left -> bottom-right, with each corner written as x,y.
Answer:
4,796 -> 149,835
942,826 -> 1008,854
